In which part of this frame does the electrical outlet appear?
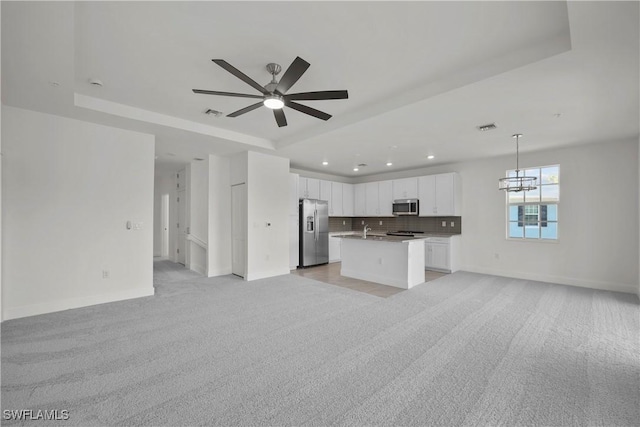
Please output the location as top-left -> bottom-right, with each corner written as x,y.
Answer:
450,221 -> 455,227
342,220 -> 345,225
102,270 -> 110,279
361,220 -> 365,225
379,220 -> 382,226
441,221 -> 446,227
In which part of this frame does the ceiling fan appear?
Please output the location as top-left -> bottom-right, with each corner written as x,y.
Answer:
192,56 -> 348,127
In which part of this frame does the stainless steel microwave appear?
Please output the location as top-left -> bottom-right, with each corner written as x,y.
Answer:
392,199 -> 419,216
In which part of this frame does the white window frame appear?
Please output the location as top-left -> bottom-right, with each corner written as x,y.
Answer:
506,164 -> 560,242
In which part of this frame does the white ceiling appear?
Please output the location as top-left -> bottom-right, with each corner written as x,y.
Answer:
2,1 -> 638,177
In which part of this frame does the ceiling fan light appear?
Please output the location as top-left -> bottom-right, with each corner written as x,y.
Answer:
263,95 -> 284,109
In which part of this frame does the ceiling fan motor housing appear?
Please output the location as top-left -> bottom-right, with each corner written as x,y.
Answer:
266,63 -> 282,76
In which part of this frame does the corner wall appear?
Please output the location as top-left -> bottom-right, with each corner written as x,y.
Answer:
246,152 -> 290,280
2,106 -> 155,320
208,154 -> 231,277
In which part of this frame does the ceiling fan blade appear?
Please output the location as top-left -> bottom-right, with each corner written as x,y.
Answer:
285,100 -> 332,121
212,59 -> 268,95
273,109 -> 288,127
227,102 -> 263,118
276,56 -> 310,94
192,89 -> 263,99
285,90 -> 349,101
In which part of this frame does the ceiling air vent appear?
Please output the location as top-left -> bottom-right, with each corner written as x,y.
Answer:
477,123 -> 497,132
357,163 -> 368,167
204,109 -> 224,117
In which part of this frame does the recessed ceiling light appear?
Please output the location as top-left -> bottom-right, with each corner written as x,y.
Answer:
88,78 -> 103,87
386,162 -> 393,166
322,161 -> 328,166
353,167 -> 359,172
427,155 -> 435,160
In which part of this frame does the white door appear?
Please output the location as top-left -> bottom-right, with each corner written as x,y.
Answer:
365,182 -> 379,215
378,180 -> 393,216
161,194 -> 170,258
425,242 -> 449,270
177,190 -> 186,264
354,184 -> 367,216
330,182 -> 343,216
343,183 -> 354,217
231,183 -> 247,278
418,175 -> 436,216
435,173 -> 455,215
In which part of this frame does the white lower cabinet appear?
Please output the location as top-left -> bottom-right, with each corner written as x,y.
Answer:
329,236 -> 341,263
424,235 -> 460,273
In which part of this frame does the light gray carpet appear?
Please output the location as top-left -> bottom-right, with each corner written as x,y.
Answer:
2,261 -> 639,426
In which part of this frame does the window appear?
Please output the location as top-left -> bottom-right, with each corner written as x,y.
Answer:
507,165 -> 559,240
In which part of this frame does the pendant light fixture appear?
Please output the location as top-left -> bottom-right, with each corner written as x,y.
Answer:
498,133 -> 537,192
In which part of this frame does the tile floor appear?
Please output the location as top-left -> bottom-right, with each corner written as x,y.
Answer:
291,262 -> 446,298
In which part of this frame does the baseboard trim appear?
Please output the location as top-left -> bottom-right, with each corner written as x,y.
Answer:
461,265 -> 638,295
207,267 -> 232,277
245,269 -> 291,281
341,268 -> 408,289
3,287 -> 155,321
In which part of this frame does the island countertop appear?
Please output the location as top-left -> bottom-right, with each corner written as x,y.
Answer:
334,233 -> 429,243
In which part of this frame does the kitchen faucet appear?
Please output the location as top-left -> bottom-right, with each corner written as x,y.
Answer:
363,224 -> 372,238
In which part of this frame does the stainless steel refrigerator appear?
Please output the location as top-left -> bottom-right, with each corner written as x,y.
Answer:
299,199 -> 329,267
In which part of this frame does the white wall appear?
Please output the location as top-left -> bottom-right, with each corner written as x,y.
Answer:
349,138 -> 639,294
246,152 -> 290,280
2,106 -> 155,320
188,159 -> 208,275
208,154 -> 232,277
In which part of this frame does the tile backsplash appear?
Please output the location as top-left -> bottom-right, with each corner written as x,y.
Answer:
328,216 -> 461,234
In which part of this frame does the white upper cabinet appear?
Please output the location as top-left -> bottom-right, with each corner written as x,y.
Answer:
298,178 -> 355,217
342,183 -> 354,217
354,183 -> 367,216
364,181 -> 393,216
307,178 -> 320,199
299,177 -> 320,200
418,172 -> 460,216
330,182 -> 343,216
392,177 -> 418,200
289,173 -> 299,216
365,182 -> 379,215
320,179 -> 331,216
378,180 -> 393,216
298,177 -> 308,199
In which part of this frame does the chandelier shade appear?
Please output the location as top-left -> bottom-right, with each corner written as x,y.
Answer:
498,134 -> 537,192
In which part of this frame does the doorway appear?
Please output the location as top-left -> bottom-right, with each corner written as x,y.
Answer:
161,193 -> 170,258
231,183 -> 246,278
177,189 -> 186,265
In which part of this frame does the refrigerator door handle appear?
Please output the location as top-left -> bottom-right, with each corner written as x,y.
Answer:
314,209 -> 318,241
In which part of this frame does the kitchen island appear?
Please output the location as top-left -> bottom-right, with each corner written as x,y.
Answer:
338,234 -> 427,289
